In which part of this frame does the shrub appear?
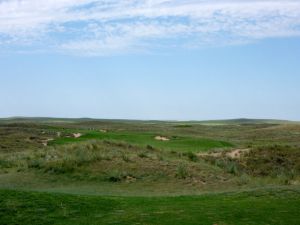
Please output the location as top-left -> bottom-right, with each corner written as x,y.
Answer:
0,159 -> 14,169
241,145 -> 300,177
176,163 -> 189,179
226,161 -> 239,175
44,160 -> 77,174
158,154 -> 164,161
105,170 -> 133,182
146,145 -> 155,150
138,152 -> 148,158
28,159 -> 44,169
186,152 -> 198,162
121,152 -> 130,162
237,174 -> 250,186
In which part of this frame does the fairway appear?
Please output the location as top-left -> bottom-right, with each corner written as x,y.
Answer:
49,130 -> 234,152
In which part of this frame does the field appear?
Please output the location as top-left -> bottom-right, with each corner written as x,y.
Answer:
1,117 -> 300,224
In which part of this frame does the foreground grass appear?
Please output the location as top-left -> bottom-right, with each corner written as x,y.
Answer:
1,188 -> 300,225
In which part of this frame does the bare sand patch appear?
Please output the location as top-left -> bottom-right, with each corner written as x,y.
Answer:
42,138 -> 54,147
73,133 -> 82,138
197,152 -> 222,157
198,148 -> 250,159
226,149 -> 250,159
155,136 -> 170,141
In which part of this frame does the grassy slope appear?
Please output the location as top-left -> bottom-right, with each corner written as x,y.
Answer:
0,140 -> 241,196
1,188 -> 300,225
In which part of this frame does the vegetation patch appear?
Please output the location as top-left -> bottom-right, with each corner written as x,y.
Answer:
241,145 -> 300,177
202,145 -> 300,183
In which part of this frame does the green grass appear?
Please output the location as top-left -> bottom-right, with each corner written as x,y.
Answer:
1,188 -> 300,225
49,131 -> 233,152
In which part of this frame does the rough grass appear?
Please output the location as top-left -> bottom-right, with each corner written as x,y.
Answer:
202,145 -> 300,185
1,188 -> 300,225
0,140 -> 233,187
241,145 -> 300,177
1,141 -> 300,195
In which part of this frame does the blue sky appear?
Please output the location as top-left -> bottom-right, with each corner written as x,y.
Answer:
1,0 -> 300,120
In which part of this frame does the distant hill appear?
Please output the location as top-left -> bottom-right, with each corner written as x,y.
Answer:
195,118 -> 295,125
0,117 -> 298,125
0,117 -> 86,124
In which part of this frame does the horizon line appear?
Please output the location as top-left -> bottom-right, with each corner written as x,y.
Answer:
0,116 -> 297,123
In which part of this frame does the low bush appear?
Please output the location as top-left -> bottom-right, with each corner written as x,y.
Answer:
105,170 -> 134,182
138,152 -> 148,158
146,145 -> 155,150
186,152 -> 198,162
241,145 -> 300,177
44,160 -> 77,174
176,163 -> 189,179
121,152 -> 131,162
203,145 -> 300,180
0,158 -> 14,169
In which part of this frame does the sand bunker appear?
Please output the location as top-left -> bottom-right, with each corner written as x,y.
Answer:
42,138 -> 54,147
73,133 -> 82,138
155,136 -> 170,141
226,149 -> 250,159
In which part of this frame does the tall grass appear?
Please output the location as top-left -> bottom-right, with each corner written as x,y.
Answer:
176,163 -> 189,179
0,141 -> 113,174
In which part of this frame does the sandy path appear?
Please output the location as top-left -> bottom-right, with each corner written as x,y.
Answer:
198,148 -> 250,159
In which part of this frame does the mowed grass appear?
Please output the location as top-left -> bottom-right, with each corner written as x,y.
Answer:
49,131 -> 233,152
1,188 -> 300,225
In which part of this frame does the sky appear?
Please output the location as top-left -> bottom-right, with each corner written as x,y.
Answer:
0,0 -> 300,121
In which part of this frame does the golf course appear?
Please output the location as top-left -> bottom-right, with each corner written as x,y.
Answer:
1,118 -> 300,224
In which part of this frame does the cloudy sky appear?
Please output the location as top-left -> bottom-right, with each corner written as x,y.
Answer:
1,0 -> 300,120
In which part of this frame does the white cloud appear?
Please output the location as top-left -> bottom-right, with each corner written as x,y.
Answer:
0,0 -> 300,55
